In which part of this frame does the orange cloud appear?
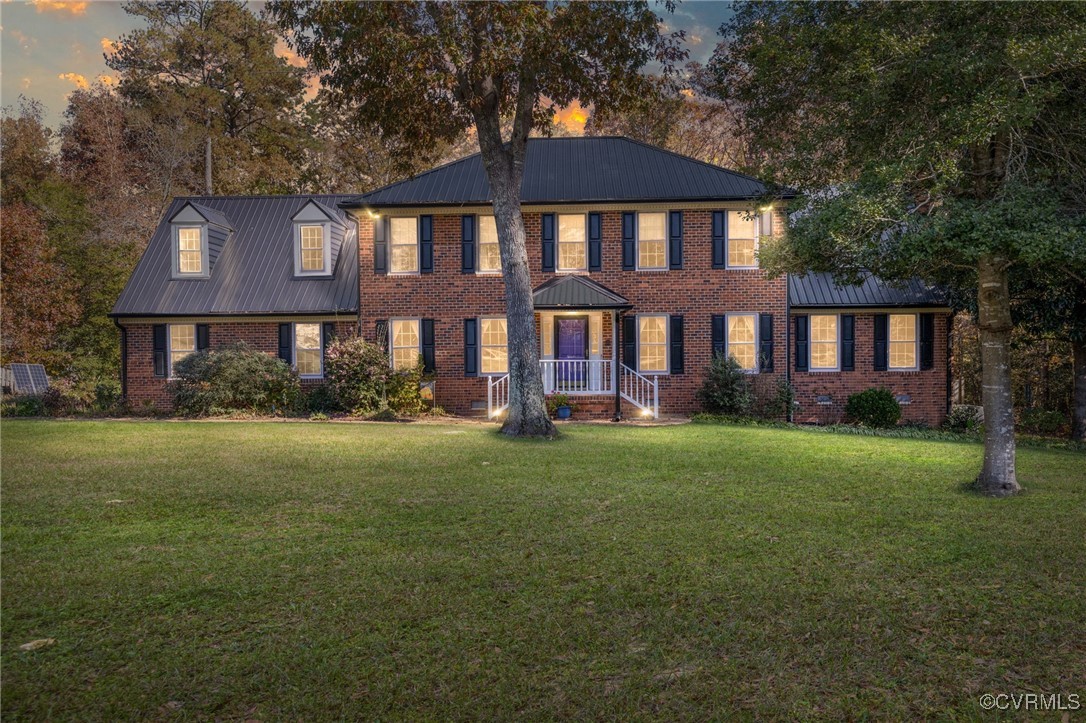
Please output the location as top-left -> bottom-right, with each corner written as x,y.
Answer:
58,72 -> 88,89
553,100 -> 588,132
680,88 -> 695,98
100,37 -> 118,54
30,0 -> 88,15
21,77 -> 32,90
275,38 -> 307,69
98,74 -> 117,87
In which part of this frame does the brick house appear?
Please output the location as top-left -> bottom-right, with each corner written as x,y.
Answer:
112,137 -> 950,424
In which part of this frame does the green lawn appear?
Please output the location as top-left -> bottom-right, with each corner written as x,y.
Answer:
2,420 -> 1084,720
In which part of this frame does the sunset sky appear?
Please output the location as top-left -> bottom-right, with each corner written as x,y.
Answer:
1,0 -> 732,131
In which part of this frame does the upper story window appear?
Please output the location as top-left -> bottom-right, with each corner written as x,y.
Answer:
637,212 -> 667,270
480,317 -> 508,374
390,218 -> 419,274
810,314 -> 839,370
727,211 -> 759,269
478,216 -> 501,273
172,225 -> 208,278
557,214 -> 586,272
169,324 -> 196,377
727,314 -> 758,371
294,323 -> 323,377
889,314 -> 918,370
295,224 -> 330,275
638,315 -> 668,373
390,319 -> 420,369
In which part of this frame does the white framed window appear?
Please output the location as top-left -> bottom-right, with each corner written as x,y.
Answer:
727,314 -> 758,371
479,317 -> 508,374
727,210 -> 759,269
174,226 -> 207,277
168,324 -> 196,377
637,212 -> 667,270
557,213 -> 586,272
889,314 -> 918,370
389,217 -> 419,274
810,314 -> 839,370
294,323 -> 322,377
477,215 -> 501,273
295,224 -> 330,275
390,319 -> 420,370
638,315 -> 668,373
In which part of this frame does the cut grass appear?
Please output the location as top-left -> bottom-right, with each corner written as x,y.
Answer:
2,420 -> 1084,720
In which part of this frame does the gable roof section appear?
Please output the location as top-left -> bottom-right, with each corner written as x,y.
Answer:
788,272 -> 948,308
532,276 -> 630,309
173,200 -> 234,230
346,137 -> 794,208
112,195 -> 359,317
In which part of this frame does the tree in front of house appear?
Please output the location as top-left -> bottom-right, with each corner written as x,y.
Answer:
709,1 -> 1086,495
272,0 -> 686,437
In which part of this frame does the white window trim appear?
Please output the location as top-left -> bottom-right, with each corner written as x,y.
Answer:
293,322 -> 324,378
388,317 -> 421,370
171,224 -> 209,279
725,312 -> 761,374
725,210 -> 760,270
556,213 -> 588,273
888,313 -> 920,372
167,323 -> 197,379
476,215 -> 502,275
808,313 -> 841,372
478,316 -> 509,376
636,211 -> 668,272
636,313 -> 670,376
388,217 -> 420,276
294,222 -> 332,277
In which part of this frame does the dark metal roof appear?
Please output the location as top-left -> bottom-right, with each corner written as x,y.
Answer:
533,276 -> 630,309
788,272 -> 948,308
112,195 -> 359,317
182,201 -> 234,230
345,137 -> 795,208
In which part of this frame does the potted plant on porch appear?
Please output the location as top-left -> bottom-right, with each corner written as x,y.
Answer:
547,393 -> 577,420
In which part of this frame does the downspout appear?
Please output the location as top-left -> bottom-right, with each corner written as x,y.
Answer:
613,310 -> 622,422
112,318 -> 127,401
785,275 -> 792,422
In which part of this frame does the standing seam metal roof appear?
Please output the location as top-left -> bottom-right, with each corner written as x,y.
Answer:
788,272 -> 947,307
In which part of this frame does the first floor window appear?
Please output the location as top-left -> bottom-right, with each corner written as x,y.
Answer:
295,323 -> 322,376
557,213 -> 586,271
299,225 -> 325,272
177,227 -> 203,274
391,319 -> 420,370
889,314 -> 917,369
638,212 -> 667,269
728,314 -> 757,370
389,217 -> 418,273
478,215 -> 501,272
810,314 -> 838,370
727,210 -> 758,268
638,315 -> 668,373
169,324 -> 196,376
480,317 -> 508,374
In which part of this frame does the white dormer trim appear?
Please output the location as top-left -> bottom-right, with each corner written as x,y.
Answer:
170,205 -> 210,280
292,201 -> 335,277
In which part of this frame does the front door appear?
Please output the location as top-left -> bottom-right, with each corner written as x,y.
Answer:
555,316 -> 589,388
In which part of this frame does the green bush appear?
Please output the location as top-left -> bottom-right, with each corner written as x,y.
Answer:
386,360 -> 430,415
944,405 -> 983,433
697,354 -> 754,416
753,375 -> 797,420
844,388 -> 901,428
300,382 -> 340,414
324,336 -> 390,414
3,395 -> 46,417
1019,408 -> 1067,437
169,343 -> 300,416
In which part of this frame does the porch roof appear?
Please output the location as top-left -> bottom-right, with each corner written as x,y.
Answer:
532,276 -> 631,310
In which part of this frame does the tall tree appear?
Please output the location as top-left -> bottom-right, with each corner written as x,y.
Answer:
107,0 -> 308,195
710,2 -> 1086,495
272,1 -> 685,437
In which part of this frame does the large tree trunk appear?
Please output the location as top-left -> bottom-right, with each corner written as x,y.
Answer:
1072,338 -> 1086,443
976,254 -> 1020,495
474,112 -> 556,439
204,114 -> 213,195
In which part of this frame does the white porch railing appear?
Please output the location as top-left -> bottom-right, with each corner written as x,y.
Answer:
487,373 -> 509,419
619,364 -> 659,419
540,359 -> 613,395
487,361 -> 659,420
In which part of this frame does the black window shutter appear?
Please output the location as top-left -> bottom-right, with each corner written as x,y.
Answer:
419,215 -> 434,273
421,318 -> 436,372
541,214 -> 555,272
375,320 -> 388,352
873,313 -> 888,371
712,315 -> 725,357
794,315 -> 809,372
461,215 -> 475,273
668,211 -> 683,270
588,212 -> 602,271
278,323 -> 292,364
196,324 -> 209,352
622,315 -> 637,367
463,318 -> 478,376
919,313 -> 935,370
759,314 -> 774,372
712,211 -> 726,269
374,217 -> 388,274
669,315 -> 685,374
322,322 -> 336,357
622,212 -> 636,270
152,324 -> 167,377
841,314 -> 855,371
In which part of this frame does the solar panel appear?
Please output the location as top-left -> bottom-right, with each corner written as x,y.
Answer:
5,364 -> 50,394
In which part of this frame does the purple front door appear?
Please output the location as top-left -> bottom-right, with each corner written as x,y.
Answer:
555,316 -> 589,387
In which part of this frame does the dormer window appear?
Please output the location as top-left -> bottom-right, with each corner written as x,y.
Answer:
177,227 -> 205,274
291,200 -> 339,277
298,224 -> 328,274
169,201 -> 230,280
